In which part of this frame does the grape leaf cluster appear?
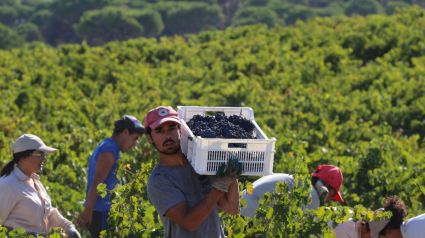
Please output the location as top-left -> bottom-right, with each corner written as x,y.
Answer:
186,113 -> 256,148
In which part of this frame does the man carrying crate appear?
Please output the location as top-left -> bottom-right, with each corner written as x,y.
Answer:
144,106 -> 242,238
240,165 -> 344,220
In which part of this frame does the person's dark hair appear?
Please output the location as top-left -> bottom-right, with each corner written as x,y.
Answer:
311,173 -> 336,191
311,175 -> 319,186
145,124 -> 181,136
361,221 -> 371,232
1,150 -> 35,177
113,128 -> 141,136
379,195 -> 409,235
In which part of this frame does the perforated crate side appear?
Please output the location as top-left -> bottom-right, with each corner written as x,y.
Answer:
177,106 -> 276,176
192,137 -> 275,175
179,120 -> 193,164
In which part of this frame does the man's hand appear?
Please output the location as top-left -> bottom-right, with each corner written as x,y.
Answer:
65,225 -> 81,238
212,158 -> 243,193
314,179 -> 329,206
76,208 -> 93,228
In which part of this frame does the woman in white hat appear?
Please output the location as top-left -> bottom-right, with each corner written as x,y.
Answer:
0,134 -> 81,238
369,195 -> 425,238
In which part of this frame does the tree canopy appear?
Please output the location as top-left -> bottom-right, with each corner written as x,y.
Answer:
0,0 -> 423,47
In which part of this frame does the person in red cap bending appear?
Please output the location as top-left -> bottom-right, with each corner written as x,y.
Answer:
240,164 -> 344,220
144,106 -> 242,238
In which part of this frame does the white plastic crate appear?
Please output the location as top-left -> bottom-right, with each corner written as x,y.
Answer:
178,106 -> 276,176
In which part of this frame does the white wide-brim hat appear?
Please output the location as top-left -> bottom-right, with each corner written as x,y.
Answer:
369,208 -> 391,238
12,134 -> 57,154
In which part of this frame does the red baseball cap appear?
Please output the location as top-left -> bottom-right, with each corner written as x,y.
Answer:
144,106 -> 181,129
311,165 -> 344,202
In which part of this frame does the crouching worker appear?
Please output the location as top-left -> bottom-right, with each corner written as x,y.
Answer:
0,134 -> 81,238
329,210 -> 371,238
241,164 -> 344,220
145,106 -> 242,238
369,195 -> 424,238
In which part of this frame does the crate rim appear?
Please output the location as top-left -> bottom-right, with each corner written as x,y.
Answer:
177,106 -> 255,120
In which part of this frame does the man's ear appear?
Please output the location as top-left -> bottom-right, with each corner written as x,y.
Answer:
121,129 -> 129,136
324,182 -> 330,188
146,134 -> 153,144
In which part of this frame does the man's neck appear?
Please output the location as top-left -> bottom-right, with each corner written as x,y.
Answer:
111,134 -> 121,147
158,151 -> 188,167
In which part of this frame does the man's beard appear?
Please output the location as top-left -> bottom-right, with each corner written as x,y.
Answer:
152,138 -> 181,155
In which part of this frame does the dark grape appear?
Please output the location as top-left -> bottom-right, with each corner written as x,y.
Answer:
186,113 -> 256,148
200,129 -> 217,138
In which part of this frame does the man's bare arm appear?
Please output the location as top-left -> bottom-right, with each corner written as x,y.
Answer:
77,152 -> 115,227
165,188 -> 224,231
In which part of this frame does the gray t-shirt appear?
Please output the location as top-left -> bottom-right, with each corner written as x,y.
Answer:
240,173 -> 320,220
147,163 -> 225,238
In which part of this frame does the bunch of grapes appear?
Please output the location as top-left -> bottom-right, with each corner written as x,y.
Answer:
186,113 -> 256,148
